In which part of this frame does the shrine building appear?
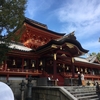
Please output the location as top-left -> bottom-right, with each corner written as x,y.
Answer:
0,17 -> 100,86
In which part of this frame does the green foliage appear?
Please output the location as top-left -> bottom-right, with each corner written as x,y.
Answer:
90,52 -> 100,61
0,43 -> 10,63
97,53 -> 100,61
0,0 -> 27,36
0,0 -> 27,63
90,52 -> 96,56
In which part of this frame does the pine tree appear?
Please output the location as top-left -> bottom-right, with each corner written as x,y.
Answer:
97,53 -> 100,61
0,0 -> 27,63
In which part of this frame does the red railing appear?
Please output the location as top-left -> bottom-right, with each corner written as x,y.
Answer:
0,68 -> 42,77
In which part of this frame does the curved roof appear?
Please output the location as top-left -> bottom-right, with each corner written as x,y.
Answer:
37,34 -> 89,53
24,17 -> 65,36
9,42 -> 32,51
0,41 -> 33,52
36,32 -> 89,56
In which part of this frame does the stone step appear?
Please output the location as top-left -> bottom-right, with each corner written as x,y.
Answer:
65,87 -> 96,92
66,86 -> 96,92
89,98 -> 99,100
68,89 -> 96,94
68,89 -> 96,95
77,94 -> 98,100
73,92 -> 96,97
64,86 -> 99,100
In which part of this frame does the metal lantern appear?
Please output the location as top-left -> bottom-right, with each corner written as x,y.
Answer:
12,60 -> 16,65
54,53 -> 56,60
60,46 -> 62,50
85,68 -> 87,73
39,61 -> 43,66
67,66 -> 69,70
76,67 -> 78,71
72,58 -> 74,63
32,62 -> 35,67
63,64 -> 65,68
81,68 -> 83,72
24,61 -> 27,66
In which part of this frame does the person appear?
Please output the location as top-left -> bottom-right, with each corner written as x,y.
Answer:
96,82 -> 100,99
81,72 -> 85,86
77,72 -> 82,86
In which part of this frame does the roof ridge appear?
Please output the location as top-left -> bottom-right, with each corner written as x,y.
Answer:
25,17 -> 48,29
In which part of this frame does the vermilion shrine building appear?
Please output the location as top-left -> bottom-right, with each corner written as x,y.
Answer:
0,18 -> 100,86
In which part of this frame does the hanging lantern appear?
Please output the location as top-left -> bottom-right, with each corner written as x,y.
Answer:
85,68 -> 87,73
39,61 -> 43,66
1,61 -> 4,68
54,53 -> 56,60
24,61 -> 27,66
58,64 -> 60,66
60,46 -> 62,50
76,67 -> 78,71
12,59 -> 15,65
67,66 -> 69,70
72,58 -> 74,63
81,68 -> 83,72
63,64 -> 65,68
32,62 -> 35,67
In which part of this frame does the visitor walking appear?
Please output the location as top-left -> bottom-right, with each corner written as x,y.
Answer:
81,72 -> 85,86
78,72 -> 82,86
96,82 -> 100,99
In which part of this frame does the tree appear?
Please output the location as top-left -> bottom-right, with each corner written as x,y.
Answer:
0,0 -> 27,63
97,53 -> 100,61
90,52 -> 100,62
0,0 -> 27,36
90,52 -> 96,56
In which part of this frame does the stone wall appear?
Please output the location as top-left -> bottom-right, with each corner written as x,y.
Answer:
32,87 -> 72,100
0,77 -> 37,100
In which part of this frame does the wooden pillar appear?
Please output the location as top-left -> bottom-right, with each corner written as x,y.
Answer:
71,57 -> 75,78
53,53 -> 57,79
36,58 -> 39,72
26,74 -> 28,78
7,74 -> 9,81
4,60 -> 7,71
79,66 -> 81,72
0,61 -> 3,70
63,64 -> 65,73
22,58 -> 24,72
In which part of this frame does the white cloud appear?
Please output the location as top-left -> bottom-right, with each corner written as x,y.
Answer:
55,0 -> 100,53
82,40 -> 100,53
56,0 -> 100,36
25,0 -> 54,18
83,40 -> 99,49
58,0 -> 100,23
25,0 -> 37,18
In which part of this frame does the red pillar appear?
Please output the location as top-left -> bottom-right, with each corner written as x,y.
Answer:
71,57 -> 75,78
53,53 -> 57,79
6,74 -> 9,81
53,60 -> 57,78
21,58 -> 24,72
4,60 -> 7,71
36,58 -> 39,72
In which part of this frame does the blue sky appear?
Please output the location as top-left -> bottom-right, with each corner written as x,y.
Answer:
25,0 -> 100,55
